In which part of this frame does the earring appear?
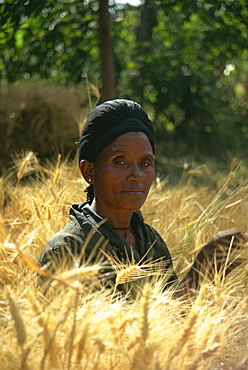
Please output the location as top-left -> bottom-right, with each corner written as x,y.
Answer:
88,178 -> 92,183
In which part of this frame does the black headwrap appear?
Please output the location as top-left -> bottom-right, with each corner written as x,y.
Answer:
78,99 -> 154,163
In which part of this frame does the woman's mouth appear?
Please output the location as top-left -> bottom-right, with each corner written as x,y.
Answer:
122,189 -> 144,196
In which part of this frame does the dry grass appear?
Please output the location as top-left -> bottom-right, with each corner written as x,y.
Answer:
0,153 -> 248,369
0,81 -> 90,174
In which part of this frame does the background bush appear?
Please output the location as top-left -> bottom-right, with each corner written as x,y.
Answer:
0,81 -> 89,173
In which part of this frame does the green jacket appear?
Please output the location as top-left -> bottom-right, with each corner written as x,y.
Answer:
37,203 -> 177,294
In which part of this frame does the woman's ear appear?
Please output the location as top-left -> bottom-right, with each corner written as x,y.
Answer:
79,160 -> 94,184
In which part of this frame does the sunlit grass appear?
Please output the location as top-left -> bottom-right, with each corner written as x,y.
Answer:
0,153 -> 248,369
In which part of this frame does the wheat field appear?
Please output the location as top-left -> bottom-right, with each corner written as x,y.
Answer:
0,152 -> 248,370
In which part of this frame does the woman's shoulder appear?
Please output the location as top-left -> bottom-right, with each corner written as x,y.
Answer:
143,222 -> 165,244
143,222 -> 173,258
50,219 -> 86,245
37,220 -> 86,264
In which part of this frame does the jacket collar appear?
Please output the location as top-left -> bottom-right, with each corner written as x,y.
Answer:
69,202 -> 144,262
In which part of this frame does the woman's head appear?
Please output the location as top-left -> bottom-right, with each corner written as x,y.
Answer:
81,131 -> 155,211
78,99 -> 155,207
78,99 -> 154,163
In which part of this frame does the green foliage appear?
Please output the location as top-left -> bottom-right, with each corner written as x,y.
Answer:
0,0 -> 248,159
0,0 -> 99,83
114,0 -> 248,157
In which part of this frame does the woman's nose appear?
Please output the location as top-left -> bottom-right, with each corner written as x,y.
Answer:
127,163 -> 142,182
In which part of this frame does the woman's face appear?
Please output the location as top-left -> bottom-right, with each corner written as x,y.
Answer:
91,131 -> 155,213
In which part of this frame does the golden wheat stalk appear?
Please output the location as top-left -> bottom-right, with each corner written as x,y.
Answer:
53,154 -> 62,184
6,289 -> 26,346
0,178 -> 4,211
40,306 -> 73,370
115,266 -> 143,286
75,323 -> 90,364
165,285 -> 206,366
50,265 -> 101,291
0,266 -> 16,284
16,151 -> 37,182
139,284 -> 151,343
67,289 -> 79,370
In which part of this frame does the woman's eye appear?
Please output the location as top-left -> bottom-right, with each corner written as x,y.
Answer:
141,161 -> 150,167
115,160 -> 125,165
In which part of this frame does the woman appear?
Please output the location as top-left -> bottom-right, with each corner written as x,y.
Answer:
37,99 -> 178,294
37,99 -> 247,296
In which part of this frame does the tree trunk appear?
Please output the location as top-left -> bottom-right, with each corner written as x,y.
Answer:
98,0 -> 116,102
137,0 -> 157,43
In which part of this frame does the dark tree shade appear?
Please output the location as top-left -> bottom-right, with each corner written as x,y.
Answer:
98,0 -> 116,101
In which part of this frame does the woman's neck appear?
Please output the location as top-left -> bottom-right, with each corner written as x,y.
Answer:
89,200 -> 139,252
90,199 -> 133,231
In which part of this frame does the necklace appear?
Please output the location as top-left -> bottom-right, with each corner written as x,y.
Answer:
112,226 -> 130,230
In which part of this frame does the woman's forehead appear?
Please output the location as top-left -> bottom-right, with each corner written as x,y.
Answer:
113,131 -> 150,144
98,132 -> 154,159
110,132 -> 152,150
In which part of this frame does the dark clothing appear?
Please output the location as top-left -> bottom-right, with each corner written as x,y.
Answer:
37,202 -> 177,294
78,99 -> 155,163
